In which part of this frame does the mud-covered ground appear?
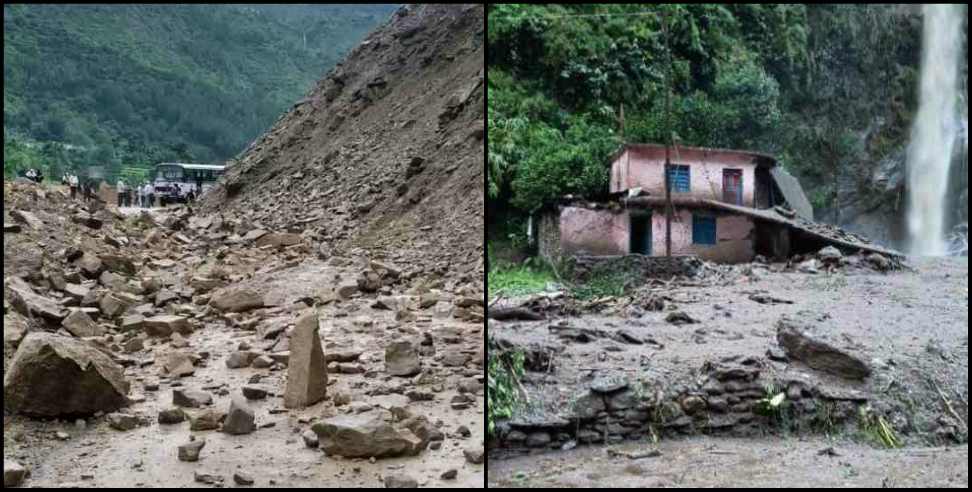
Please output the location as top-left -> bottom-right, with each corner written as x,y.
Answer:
488,437 -> 969,488
489,256 -> 968,487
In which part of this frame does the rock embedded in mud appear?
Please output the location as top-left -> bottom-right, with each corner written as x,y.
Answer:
283,310 -> 328,408
356,271 -> 381,293
173,388 -> 213,408
776,318 -> 872,380
188,408 -> 224,431
61,309 -> 105,338
312,411 -> 424,458
222,396 -> 256,435
590,376 -> 629,394
384,474 -> 418,488
226,350 -> 258,369
665,311 -> 698,325
302,429 -> 319,448
680,396 -> 707,415
463,446 -> 485,464
163,352 -> 196,377
143,315 -> 191,337
526,432 -> 552,448
242,385 -> 269,400
178,439 -> 206,462
158,408 -> 186,424
440,469 -> 458,480
254,232 -> 301,249
233,472 -> 254,486
385,341 -> 421,377
107,412 -> 140,431
209,287 -> 265,313
4,459 -> 28,487
3,332 -> 130,417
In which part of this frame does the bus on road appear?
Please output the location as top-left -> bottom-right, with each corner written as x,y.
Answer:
153,162 -> 226,206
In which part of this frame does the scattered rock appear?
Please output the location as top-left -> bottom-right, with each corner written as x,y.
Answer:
143,315 -> 191,337
178,439 -> 206,462
385,341 -> 421,376
242,385 -> 269,400
440,469 -> 458,480
4,459 -> 28,488
384,474 -> 418,488
233,472 -> 254,486
665,311 -> 698,325
312,411 -> 424,458
107,412 -> 140,431
173,388 -> 213,408
61,309 -> 105,337
188,408 -> 224,431
226,351 -> 258,369
302,429 -> 319,448
463,446 -> 484,464
158,408 -> 186,424
222,396 -> 256,435
163,352 -> 196,377
209,287 -> 264,312
284,310 -> 328,408
777,317 -> 871,380
3,332 -> 130,417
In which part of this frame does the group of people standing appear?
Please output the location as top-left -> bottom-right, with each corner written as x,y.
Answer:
116,180 -> 156,208
61,173 -> 95,202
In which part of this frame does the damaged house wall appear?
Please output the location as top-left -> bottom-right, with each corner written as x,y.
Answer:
542,204 -> 757,264
610,145 -> 767,207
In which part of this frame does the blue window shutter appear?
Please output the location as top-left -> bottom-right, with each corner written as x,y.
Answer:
667,165 -> 690,193
693,215 -> 716,245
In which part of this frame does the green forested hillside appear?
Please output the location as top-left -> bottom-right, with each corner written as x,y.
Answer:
487,5 -> 963,242
3,4 -> 397,180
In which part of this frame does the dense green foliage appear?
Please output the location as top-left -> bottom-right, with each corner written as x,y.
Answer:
487,4 -> 931,231
3,4 -> 396,182
487,341 -> 524,438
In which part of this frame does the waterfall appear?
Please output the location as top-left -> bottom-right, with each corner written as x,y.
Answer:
905,4 -> 964,256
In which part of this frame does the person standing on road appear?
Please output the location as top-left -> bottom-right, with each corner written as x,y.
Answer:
117,179 -> 127,207
69,174 -> 79,199
137,182 -> 146,208
146,182 -> 155,208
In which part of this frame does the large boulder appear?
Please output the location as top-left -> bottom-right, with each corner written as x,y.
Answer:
209,287 -> 264,312
311,411 -> 425,458
3,332 -> 130,416
777,317 -> 872,380
284,310 -> 327,408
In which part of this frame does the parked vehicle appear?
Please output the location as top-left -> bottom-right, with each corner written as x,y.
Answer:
153,162 -> 226,206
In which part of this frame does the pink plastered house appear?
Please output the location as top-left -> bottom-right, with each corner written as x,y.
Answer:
537,143 -> 814,264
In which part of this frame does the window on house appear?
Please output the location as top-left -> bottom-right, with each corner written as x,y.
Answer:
666,164 -> 691,193
692,215 -> 717,245
723,169 -> 743,205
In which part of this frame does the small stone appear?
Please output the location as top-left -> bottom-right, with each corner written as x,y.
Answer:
463,446 -> 484,464
242,385 -> 269,400
173,389 -> 213,408
440,469 -> 458,480
251,355 -> 274,368
222,396 -> 256,435
158,408 -> 186,424
385,341 -> 421,376
384,474 -> 418,488
178,439 -> 206,462
302,429 -> 319,448
233,472 -> 254,485
107,412 -> 139,431
456,425 -> 471,438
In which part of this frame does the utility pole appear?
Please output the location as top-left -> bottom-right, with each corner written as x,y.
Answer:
663,9 -> 673,258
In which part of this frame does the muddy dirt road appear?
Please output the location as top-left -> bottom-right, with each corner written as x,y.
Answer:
4,193 -> 484,488
488,437 -> 969,488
